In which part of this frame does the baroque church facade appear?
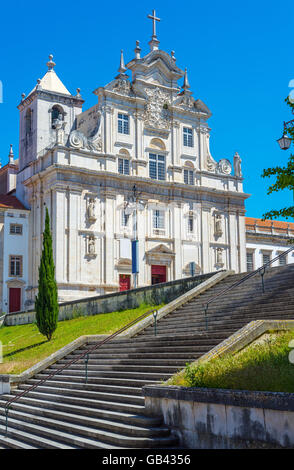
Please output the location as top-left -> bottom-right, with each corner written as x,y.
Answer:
4,12 -> 250,307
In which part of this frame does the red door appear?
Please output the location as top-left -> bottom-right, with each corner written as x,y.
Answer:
9,288 -> 21,313
151,265 -> 167,285
119,274 -> 131,292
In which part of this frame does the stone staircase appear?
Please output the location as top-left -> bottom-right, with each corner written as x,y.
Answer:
0,264 -> 293,448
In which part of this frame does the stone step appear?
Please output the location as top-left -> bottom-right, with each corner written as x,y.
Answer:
26,378 -> 144,396
0,409 -> 177,448
0,414 -> 123,449
47,363 -> 185,374
0,395 -> 160,427
176,298 -> 294,313
33,373 -> 160,388
17,384 -> 144,405
0,434 -> 38,449
56,358 -> 197,367
9,389 -> 148,414
86,332 -> 230,347
1,403 -> 170,439
67,351 -> 208,360
152,306 -> 294,330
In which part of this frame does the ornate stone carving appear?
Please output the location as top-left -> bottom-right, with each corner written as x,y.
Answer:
178,95 -> 195,109
217,159 -> 232,175
233,152 -> 242,177
144,86 -> 171,129
113,78 -> 131,95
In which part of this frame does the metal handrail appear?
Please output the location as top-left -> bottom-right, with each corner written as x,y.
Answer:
2,307 -> 158,434
203,245 -> 294,330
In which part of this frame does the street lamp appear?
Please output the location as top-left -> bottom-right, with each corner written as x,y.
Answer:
277,120 -> 294,150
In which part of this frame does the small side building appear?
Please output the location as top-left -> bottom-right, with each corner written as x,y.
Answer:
245,217 -> 294,271
0,195 -> 30,314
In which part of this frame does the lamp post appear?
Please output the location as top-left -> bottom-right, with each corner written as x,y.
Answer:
125,185 -> 145,289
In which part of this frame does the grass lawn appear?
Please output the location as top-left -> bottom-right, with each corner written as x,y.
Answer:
168,330 -> 294,393
0,303 -> 161,375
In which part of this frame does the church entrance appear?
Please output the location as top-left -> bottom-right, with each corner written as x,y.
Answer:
119,274 -> 131,292
9,288 -> 21,313
151,265 -> 166,285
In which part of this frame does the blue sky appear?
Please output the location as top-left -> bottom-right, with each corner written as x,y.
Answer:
0,0 -> 293,219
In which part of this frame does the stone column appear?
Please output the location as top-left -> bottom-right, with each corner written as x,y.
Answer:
104,192 -> 116,286
201,205 -> 211,273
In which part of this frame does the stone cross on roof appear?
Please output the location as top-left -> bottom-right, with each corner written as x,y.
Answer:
147,9 -> 160,39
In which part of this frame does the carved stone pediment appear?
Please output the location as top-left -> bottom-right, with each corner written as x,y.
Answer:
146,244 -> 174,255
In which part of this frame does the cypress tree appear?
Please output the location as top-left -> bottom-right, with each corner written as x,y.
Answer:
35,207 -> 59,341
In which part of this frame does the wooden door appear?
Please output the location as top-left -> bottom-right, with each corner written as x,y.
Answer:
151,265 -> 167,285
9,288 -> 21,313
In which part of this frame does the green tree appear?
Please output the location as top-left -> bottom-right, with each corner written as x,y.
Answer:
35,207 -> 59,340
262,98 -> 294,221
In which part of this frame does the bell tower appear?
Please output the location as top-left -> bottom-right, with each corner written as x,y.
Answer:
17,55 -> 84,172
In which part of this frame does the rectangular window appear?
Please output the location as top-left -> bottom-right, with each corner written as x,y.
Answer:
188,216 -> 194,233
118,113 -> 129,134
184,169 -> 194,185
262,253 -> 271,266
10,224 -> 23,235
149,153 -> 166,181
246,252 -> 254,272
153,210 -> 165,229
183,127 -> 193,147
9,255 -> 22,277
121,210 -> 129,227
279,254 -> 287,266
118,158 -> 130,175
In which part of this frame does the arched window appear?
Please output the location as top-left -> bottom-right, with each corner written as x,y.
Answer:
51,105 -> 64,128
25,109 -> 32,134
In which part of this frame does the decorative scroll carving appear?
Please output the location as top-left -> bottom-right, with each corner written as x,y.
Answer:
217,159 -> 232,175
69,111 -> 102,152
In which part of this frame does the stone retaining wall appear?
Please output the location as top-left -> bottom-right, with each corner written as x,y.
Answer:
4,273 -> 214,326
143,385 -> 294,448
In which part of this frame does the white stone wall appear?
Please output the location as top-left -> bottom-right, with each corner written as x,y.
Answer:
1,209 -> 30,313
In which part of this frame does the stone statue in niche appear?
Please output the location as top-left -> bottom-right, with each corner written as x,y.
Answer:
87,199 -> 96,222
216,247 -> 223,265
88,236 -> 96,255
54,113 -> 66,145
233,152 -> 242,177
214,214 -> 223,237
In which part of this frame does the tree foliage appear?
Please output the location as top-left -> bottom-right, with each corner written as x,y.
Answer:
261,98 -> 294,221
35,207 -> 59,341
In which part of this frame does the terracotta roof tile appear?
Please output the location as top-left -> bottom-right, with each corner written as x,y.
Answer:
246,217 -> 294,231
0,195 -> 27,210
